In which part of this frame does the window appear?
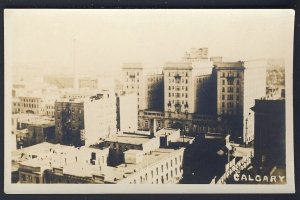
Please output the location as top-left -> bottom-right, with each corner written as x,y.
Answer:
236,80 -> 240,85
222,95 -> 225,100
222,102 -> 225,108
186,79 -> 188,84
236,95 -> 239,101
236,87 -> 240,92
222,87 -> 225,92
186,87 -> 188,91
161,165 -> 164,172
186,93 -> 188,98
222,80 -> 225,85
156,167 -> 159,175
21,174 -> 26,181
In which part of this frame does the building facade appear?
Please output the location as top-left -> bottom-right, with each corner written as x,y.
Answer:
251,99 -> 285,174
163,61 -> 214,114
55,91 -> 117,147
182,47 -> 208,62
117,92 -> 138,133
121,63 -> 164,111
214,60 -> 267,143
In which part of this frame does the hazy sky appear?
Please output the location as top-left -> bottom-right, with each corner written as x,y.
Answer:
5,9 -> 294,76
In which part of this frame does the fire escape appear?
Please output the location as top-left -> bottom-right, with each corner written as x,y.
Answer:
61,103 -> 73,145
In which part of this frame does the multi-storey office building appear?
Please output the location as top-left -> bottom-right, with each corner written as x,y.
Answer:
163,61 -> 214,114
214,60 -> 267,143
121,63 -> 164,111
55,90 -> 117,147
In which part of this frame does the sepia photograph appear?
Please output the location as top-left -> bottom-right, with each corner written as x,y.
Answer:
4,9 -> 295,193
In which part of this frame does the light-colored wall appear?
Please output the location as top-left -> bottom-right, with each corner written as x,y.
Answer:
84,91 -> 117,146
118,148 -> 185,184
243,60 -> 267,143
119,93 -> 138,133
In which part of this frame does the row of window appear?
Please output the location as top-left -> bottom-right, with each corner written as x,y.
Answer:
221,72 -> 241,77
126,85 -> 139,90
222,87 -> 240,93
21,98 -> 40,103
168,72 -> 189,77
168,78 -> 189,84
168,93 -> 188,98
126,71 -> 140,76
168,86 -> 189,91
129,157 -> 182,184
222,79 -> 240,85
221,102 -> 240,108
222,94 -> 239,101
126,78 -> 139,83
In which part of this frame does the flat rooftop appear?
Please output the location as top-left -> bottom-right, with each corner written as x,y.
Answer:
104,133 -> 153,145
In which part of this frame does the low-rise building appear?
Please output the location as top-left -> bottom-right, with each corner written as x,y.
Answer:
12,113 -> 55,149
12,142 -> 109,184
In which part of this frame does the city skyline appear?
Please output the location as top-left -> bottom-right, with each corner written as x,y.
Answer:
4,9 -> 294,193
